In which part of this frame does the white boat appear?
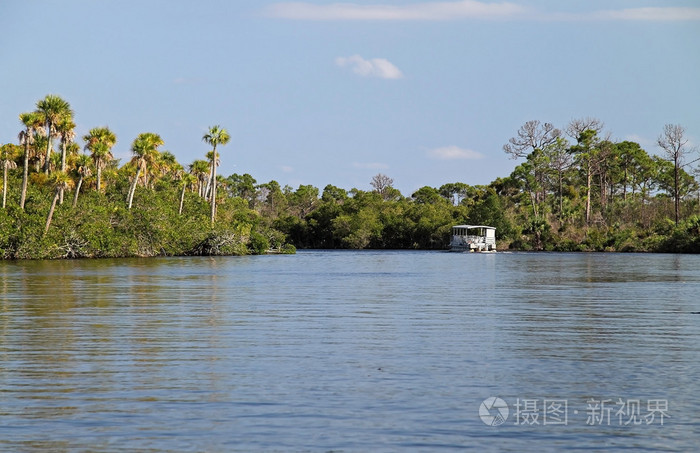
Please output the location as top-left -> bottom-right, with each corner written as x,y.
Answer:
449,225 -> 496,252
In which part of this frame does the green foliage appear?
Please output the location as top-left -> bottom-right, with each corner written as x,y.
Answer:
657,216 -> 700,253
248,231 -> 270,255
4,99 -> 700,257
0,162 -> 289,259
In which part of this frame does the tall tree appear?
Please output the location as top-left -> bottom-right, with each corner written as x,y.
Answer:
510,152 -> 549,218
44,171 -> 72,235
18,112 -> 44,209
503,120 -> 562,159
35,95 -> 73,174
189,159 -> 210,197
569,129 -> 600,224
83,127 -> 117,192
370,173 -> 397,201
1,144 -> 19,209
202,125 -> 231,224
615,141 -> 646,201
503,120 -> 561,211
439,182 -> 470,206
157,151 -> 180,182
657,124 -> 693,225
127,132 -> 164,209
204,150 -> 219,202
567,118 -> 605,224
56,117 -> 76,204
178,173 -> 196,215
542,137 -> 572,217
227,173 -> 257,204
71,153 -> 92,207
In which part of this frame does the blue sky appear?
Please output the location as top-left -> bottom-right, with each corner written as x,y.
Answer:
1,0 -> 699,195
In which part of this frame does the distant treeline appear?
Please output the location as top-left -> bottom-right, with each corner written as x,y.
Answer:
2,96 -> 700,259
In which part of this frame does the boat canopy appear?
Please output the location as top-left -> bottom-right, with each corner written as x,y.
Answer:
452,225 -> 496,230
450,225 -> 496,251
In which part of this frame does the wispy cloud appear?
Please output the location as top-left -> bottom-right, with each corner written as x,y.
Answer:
265,1 -> 700,22
336,55 -> 403,79
590,7 -> 700,21
353,161 -> 390,169
427,146 -> 484,160
266,1 -> 526,21
280,165 -> 294,173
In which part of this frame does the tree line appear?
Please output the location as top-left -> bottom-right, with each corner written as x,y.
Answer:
2,95 -> 699,258
499,118 -> 699,250
0,95 -> 292,258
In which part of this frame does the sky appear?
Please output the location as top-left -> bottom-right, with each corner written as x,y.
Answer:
1,0 -> 699,196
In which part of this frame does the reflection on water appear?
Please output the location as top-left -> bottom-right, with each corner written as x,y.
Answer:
1,252 -> 699,452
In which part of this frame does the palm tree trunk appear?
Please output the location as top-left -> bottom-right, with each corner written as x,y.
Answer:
127,168 -> 141,210
44,126 -> 52,174
2,164 -> 7,209
210,150 -> 217,225
59,142 -> 67,204
44,190 -> 60,235
72,177 -> 83,207
20,144 -> 29,210
205,166 -> 213,202
96,166 -> 102,192
179,183 -> 186,215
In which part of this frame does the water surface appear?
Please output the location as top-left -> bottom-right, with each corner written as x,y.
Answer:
1,251 -> 699,451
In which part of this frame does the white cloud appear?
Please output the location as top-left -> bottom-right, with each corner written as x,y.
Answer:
265,2 -> 700,22
353,161 -> 389,169
591,7 -> 700,21
280,165 -> 294,173
427,146 -> 484,160
336,55 -> 403,79
266,1 -> 527,21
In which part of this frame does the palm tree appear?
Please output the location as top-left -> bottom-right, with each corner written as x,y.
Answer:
36,95 -> 73,175
44,171 -> 73,235
18,111 -> 44,209
127,132 -> 164,209
189,159 -> 210,197
71,153 -> 92,207
56,117 -> 76,204
83,127 -> 116,192
178,173 -> 196,215
48,152 -> 62,174
157,151 -> 179,180
202,125 -> 231,224
1,144 -> 19,209
30,135 -> 49,171
204,150 -> 219,202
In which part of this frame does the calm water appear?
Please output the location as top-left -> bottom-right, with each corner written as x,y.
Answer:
1,251 -> 699,452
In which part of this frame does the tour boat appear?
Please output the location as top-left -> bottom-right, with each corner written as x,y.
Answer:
449,225 -> 496,252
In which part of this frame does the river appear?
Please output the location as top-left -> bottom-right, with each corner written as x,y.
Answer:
1,251 -> 699,451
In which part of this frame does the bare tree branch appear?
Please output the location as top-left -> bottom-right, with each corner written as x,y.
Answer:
658,123 -> 691,225
503,120 -> 561,159
565,117 -> 604,140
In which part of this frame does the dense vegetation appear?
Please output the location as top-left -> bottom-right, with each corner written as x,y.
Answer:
2,96 -> 699,259
0,95 -> 293,259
